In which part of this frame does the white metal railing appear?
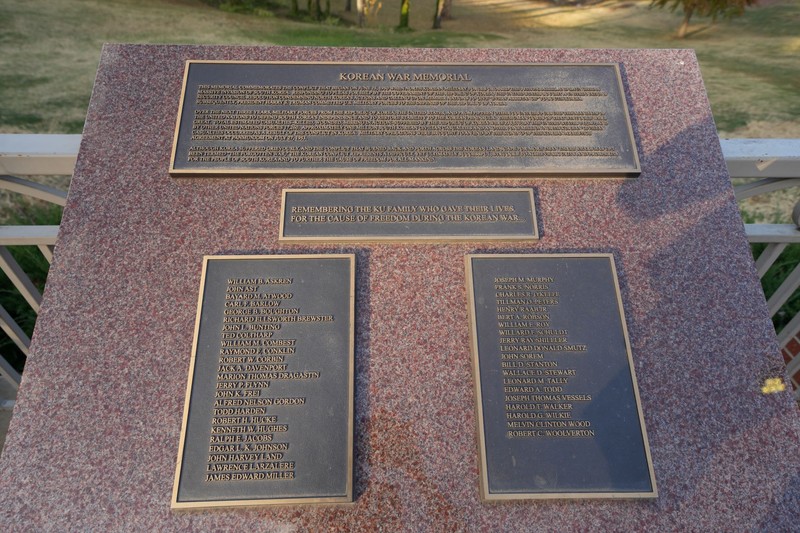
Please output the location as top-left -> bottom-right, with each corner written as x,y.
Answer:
722,138 -> 800,398
0,134 -> 81,177
0,134 -> 78,409
721,138 -> 800,326
0,135 -> 797,401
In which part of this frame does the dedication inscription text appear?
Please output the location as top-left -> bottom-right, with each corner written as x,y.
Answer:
172,255 -> 354,508
171,62 -> 640,175
280,188 -> 538,241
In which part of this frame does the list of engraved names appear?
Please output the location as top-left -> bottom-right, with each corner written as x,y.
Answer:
205,276 -> 331,483
494,276 -> 594,439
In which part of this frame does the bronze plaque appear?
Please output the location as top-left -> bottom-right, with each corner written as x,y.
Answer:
170,62 -> 640,175
466,254 -> 656,500
280,188 -> 538,242
172,255 -> 354,509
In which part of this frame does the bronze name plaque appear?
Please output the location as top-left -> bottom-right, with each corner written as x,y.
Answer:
172,255 -> 354,509
280,188 -> 538,242
466,254 -> 656,500
170,62 -> 640,175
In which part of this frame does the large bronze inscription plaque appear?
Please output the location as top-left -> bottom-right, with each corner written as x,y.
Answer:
170,62 -> 640,175
172,255 -> 354,509
280,188 -> 538,242
466,254 -> 656,500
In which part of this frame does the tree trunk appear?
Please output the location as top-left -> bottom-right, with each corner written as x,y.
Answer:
357,0 -> 366,26
313,0 -> 322,19
677,7 -> 693,38
325,0 -> 330,17
345,0 -> 351,12
291,0 -> 299,15
441,0 -> 452,19
307,0 -> 312,14
433,0 -> 444,29
399,0 -> 410,28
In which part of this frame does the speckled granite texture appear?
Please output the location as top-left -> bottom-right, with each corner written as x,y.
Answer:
0,45 -> 798,531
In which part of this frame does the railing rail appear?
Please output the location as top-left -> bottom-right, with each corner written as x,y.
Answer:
0,134 -> 81,177
721,139 -> 800,327
0,135 -> 797,401
0,134 -> 78,409
745,225 -> 800,317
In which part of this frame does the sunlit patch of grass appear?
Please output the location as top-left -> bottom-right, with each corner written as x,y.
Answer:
264,24 -> 500,47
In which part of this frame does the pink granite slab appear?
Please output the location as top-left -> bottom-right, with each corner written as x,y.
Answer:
0,45 -> 798,531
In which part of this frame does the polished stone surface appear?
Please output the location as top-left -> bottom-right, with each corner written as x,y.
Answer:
0,45 -> 798,531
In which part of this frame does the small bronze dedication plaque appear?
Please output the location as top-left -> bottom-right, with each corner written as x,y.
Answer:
280,188 -> 538,242
170,62 -> 640,175
172,255 -> 354,508
466,254 -> 656,500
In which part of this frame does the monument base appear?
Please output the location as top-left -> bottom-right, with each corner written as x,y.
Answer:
0,45 -> 798,530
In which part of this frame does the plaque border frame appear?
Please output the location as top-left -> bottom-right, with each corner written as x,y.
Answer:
278,188 -> 539,242
171,254 -> 355,509
465,253 -> 657,501
169,61 -> 641,176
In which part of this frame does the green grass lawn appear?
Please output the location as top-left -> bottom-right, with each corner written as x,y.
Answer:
1,0 -> 799,137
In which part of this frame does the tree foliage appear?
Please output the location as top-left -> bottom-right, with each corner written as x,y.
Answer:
650,0 -> 758,38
